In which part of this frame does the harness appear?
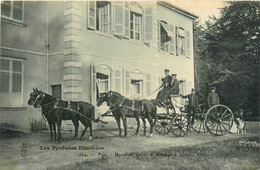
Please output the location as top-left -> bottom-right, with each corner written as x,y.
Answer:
105,92 -> 145,115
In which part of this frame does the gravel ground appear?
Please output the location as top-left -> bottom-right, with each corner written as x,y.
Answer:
0,121 -> 259,170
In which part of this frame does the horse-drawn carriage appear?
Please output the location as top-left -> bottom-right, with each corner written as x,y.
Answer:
153,95 -> 234,137
28,88 -> 234,141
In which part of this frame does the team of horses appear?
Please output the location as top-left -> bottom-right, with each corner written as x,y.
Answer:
28,88 -> 158,142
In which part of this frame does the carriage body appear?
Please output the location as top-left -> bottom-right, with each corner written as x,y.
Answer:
154,95 -> 234,137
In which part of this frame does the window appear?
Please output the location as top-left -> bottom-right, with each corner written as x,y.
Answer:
159,21 -> 174,53
0,58 -> 24,107
96,65 -> 111,93
130,70 -> 143,99
131,80 -> 142,99
1,1 -> 23,21
96,1 -> 111,33
177,27 -> 185,56
129,3 -> 142,41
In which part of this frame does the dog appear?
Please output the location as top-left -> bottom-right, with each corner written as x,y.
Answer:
234,109 -> 246,134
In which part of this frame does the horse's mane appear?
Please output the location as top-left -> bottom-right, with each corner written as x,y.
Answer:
109,91 -> 123,98
39,91 -> 57,101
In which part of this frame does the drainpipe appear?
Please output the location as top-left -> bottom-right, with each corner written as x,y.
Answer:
46,1 -> 50,92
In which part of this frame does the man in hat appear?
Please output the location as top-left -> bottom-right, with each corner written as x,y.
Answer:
180,88 -> 199,125
207,86 -> 219,108
156,69 -> 172,106
170,74 -> 179,95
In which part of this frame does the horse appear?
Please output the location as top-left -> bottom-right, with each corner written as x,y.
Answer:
28,88 -> 57,141
97,91 -> 157,138
28,88 -> 94,142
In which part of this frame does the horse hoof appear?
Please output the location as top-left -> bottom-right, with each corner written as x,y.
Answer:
89,137 -> 92,141
148,134 -> 153,138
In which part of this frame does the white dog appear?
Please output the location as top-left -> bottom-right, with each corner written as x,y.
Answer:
234,109 -> 246,134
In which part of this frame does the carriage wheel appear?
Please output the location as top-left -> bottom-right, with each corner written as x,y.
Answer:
191,114 -> 208,133
154,118 -> 172,135
205,104 -> 234,136
171,115 -> 190,137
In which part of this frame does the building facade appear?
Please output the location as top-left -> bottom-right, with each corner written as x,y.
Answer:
1,1 -> 198,130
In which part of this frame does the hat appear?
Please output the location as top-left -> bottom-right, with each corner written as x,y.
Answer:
172,74 -> 177,76
164,69 -> 170,72
211,86 -> 216,90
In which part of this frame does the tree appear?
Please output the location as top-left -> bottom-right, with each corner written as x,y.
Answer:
194,2 -> 259,118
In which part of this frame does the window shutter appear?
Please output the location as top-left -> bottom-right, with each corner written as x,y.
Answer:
185,31 -> 191,57
113,1 -> 124,36
169,25 -> 175,54
124,70 -> 130,97
87,1 -> 96,30
145,74 -> 151,96
144,8 -> 153,44
114,68 -> 122,93
90,64 -> 96,106
175,26 -> 179,55
124,2 -> 130,38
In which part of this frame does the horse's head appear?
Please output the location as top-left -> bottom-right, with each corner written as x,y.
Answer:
97,92 -> 112,107
27,88 -> 46,108
28,88 -> 39,105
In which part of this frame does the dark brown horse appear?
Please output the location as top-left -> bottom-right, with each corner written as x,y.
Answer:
28,88 -> 94,142
97,91 -> 157,138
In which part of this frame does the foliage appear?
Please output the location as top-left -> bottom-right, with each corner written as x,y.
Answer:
194,2 -> 259,117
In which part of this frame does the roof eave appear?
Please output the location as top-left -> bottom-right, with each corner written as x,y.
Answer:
158,1 -> 199,20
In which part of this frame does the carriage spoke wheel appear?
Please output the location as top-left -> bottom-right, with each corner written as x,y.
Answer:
154,118 -> 172,135
205,104 -> 234,136
171,115 -> 190,137
191,114 -> 208,133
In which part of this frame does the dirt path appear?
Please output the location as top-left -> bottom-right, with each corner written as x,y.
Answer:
0,122 -> 258,170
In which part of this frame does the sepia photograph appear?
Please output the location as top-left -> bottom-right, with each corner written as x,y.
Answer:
0,0 -> 259,169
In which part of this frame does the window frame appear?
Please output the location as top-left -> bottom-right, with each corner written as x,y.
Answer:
177,27 -> 186,56
159,21 -> 172,53
130,11 -> 142,41
96,1 -> 111,34
1,1 -> 24,22
0,57 -> 24,107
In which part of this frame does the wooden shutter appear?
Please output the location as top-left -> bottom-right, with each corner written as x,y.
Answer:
185,31 -> 191,57
114,68 -> 122,93
144,8 -> 153,44
124,70 -> 130,97
87,1 -> 96,30
114,1 -> 124,36
90,64 -> 96,105
175,26 -> 179,55
169,25 -> 175,54
145,74 -> 151,96
124,1 -> 130,38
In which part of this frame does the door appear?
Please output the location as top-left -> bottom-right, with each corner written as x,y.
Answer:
51,84 -> 61,99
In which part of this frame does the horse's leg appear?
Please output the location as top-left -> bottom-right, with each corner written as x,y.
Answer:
71,119 -> 79,140
56,118 -> 62,142
46,119 -> 53,142
114,114 -> 122,137
52,122 -> 57,141
147,113 -> 154,138
88,121 -> 93,141
122,115 -> 127,138
142,118 -> 146,136
79,119 -> 88,141
135,118 -> 140,136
